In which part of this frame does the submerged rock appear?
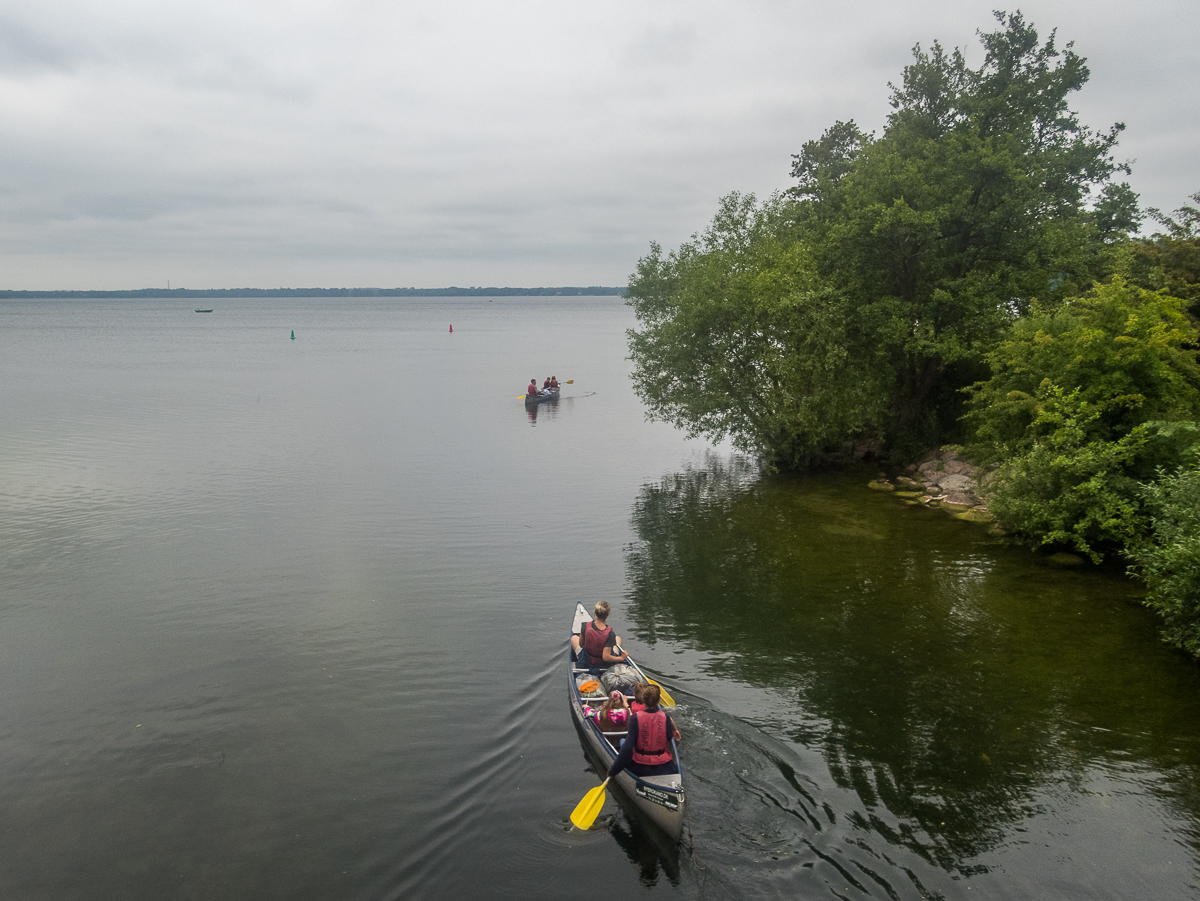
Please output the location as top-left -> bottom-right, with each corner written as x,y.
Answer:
953,509 -> 994,522
1047,552 -> 1086,566
868,479 -> 895,492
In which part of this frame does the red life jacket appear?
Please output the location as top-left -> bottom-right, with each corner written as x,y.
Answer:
528,384 -> 538,396
632,710 -> 672,765
582,621 -> 612,660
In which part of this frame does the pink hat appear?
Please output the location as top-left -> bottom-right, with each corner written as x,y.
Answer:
609,691 -> 623,702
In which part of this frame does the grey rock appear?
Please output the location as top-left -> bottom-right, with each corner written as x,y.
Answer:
937,474 -> 976,494
942,490 -> 979,507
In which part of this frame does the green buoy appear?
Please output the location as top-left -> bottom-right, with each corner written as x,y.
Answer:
290,330 -> 295,340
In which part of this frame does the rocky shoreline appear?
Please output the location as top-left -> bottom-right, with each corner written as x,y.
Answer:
868,446 -> 998,525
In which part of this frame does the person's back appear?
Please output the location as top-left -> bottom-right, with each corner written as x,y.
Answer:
606,684 -> 679,779
571,601 -> 627,670
630,708 -> 672,765
577,603 -> 626,670
596,691 -> 629,734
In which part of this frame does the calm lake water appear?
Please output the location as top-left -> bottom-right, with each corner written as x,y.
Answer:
2,296 -> 1199,900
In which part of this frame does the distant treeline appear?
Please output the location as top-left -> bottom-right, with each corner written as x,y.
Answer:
0,286 -> 626,299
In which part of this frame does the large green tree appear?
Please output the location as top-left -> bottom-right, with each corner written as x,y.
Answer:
628,11 -> 1138,464
627,193 -> 888,467
799,10 -> 1135,448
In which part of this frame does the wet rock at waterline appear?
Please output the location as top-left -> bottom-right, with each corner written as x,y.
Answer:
872,445 -> 992,526
954,509 -> 995,522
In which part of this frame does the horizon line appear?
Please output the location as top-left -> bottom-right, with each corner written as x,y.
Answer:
0,286 -> 627,299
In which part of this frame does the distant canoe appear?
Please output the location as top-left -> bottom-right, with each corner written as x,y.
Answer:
524,387 -> 560,405
195,309 -> 214,313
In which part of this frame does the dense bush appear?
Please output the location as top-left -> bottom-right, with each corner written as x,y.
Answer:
1131,467 -> 1200,656
983,390 -> 1145,560
965,279 -> 1200,460
967,280 -> 1200,560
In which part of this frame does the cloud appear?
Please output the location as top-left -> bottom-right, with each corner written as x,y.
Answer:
0,14 -> 92,76
0,0 -> 1197,288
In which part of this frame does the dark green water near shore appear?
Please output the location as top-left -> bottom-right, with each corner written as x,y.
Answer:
2,296 -> 1198,899
624,455 -> 1200,898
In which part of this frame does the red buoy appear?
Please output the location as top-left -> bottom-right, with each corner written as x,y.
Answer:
449,324 -> 453,333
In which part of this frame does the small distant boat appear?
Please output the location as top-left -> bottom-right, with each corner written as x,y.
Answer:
195,309 -> 213,313
524,387 -> 560,405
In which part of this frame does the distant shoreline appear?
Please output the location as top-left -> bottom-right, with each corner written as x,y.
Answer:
0,286 -> 626,299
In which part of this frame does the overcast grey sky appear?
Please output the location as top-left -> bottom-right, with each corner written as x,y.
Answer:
0,0 -> 1196,289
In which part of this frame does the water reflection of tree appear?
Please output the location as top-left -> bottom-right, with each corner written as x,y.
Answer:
624,454 -> 1200,871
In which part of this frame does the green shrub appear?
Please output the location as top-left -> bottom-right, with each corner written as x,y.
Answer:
985,388 -> 1146,561
965,279 -> 1200,461
1131,467 -> 1200,657
967,279 -> 1200,561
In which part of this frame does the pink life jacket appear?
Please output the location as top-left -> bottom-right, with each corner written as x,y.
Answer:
582,621 -> 612,661
632,710 -> 672,765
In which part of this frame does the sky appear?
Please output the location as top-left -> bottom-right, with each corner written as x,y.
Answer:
0,0 -> 1196,290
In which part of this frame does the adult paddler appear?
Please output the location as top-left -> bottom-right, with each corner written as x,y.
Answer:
607,684 -> 679,779
527,378 -> 539,397
571,600 -> 626,669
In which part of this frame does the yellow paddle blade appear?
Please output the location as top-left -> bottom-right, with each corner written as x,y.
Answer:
570,778 -> 609,830
566,379 -> 574,383
648,678 -> 676,707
